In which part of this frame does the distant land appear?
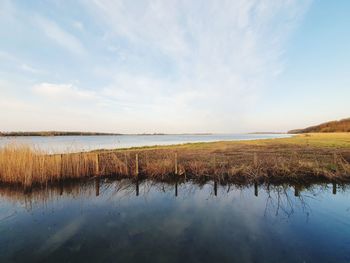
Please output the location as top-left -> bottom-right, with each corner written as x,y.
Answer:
0,131 -> 122,137
0,131 -> 214,137
2,118 -> 350,137
249,132 -> 285,134
288,118 -> 350,134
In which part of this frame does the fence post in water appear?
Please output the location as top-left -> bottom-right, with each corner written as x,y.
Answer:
213,154 -> 217,176
174,152 -> 178,175
253,153 -> 258,167
333,182 -> 337,195
175,181 -> 178,197
214,181 -> 218,196
95,154 -> 99,176
124,153 -> 128,175
136,180 -> 139,196
59,181 -> 63,196
294,185 -> 300,197
95,177 -> 100,196
254,182 -> 258,197
79,153 -> 83,175
60,154 -> 64,178
135,153 -> 139,176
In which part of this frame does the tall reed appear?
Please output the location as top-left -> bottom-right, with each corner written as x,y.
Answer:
0,144 -> 98,187
0,143 -> 349,187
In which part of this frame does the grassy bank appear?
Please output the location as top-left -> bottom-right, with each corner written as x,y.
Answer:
0,133 -> 349,187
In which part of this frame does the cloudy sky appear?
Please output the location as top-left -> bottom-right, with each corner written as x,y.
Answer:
0,0 -> 349,133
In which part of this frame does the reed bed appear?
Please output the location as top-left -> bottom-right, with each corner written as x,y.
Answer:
0,144 -> 98,187
0,142 -> 350,187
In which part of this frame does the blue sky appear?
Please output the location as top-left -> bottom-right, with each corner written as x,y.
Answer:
0,0 -> 349,133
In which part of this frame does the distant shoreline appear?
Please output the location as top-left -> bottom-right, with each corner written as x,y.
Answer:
0,132 -> 277,137
0,131 -> 122,137
0,132 -> 214,137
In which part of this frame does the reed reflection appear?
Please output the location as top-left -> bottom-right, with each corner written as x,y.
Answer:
0,178 -> 347,220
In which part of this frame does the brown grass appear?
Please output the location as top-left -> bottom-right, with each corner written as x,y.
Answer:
0,144 -> 98,187
1,137 -> 350,187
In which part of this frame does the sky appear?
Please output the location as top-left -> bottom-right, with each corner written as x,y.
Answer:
0,0 -> 349,134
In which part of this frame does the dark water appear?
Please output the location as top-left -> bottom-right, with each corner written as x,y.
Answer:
0,179 -> 349,263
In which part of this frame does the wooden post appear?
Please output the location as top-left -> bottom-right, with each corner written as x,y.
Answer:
333,182 -> 337,195
60,154 -> 64,178
95,154 -> 99,176
95,177 -> 100,196
135,153 -> 139,176
254,182 -> 258,197
174,152 -> 178,175
59,181 -> 63,196
253,153 -> 258,167
79,153 -> 83,175
294,185 -> 300,197
214,181 -> 217,196
213,154 -> 217,176
124,153 -> 128,175
136,180 -> 139,196
175,181 -> 178,197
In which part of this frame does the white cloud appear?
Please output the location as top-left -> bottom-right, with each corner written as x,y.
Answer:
20,63 -> 45,74
72,21 -> 84,31
0,0 -> 15,22
0,98 -> 33,111
33,83 -> 96,101
36,16 -> 86,55
81,0 -> 311,132
0,1 -> 313,133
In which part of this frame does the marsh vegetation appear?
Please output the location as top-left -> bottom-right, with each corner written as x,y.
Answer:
0,133 -> 349,187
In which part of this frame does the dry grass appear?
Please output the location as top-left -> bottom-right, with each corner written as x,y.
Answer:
0,134 -> 350,187
0,144 -> 99,187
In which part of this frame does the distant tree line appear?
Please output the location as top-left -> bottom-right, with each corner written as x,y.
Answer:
289,118 -> 350,133
0,131 -> 121,137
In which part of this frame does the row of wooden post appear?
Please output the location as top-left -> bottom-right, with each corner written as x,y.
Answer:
59,151 -> 260,179
90,151 -> 260,178
134,152 -> 178,177
60,180 -> 339,198
59,151 -> 339,179
58,151 -> 176,180
60,151 -> 339,197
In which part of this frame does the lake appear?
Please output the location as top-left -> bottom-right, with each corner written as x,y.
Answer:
0,134 -> 291,153
0,179 -> 349,263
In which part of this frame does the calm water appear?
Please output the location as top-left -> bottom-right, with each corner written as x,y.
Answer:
0,179 -> 349,263
0,134 -> 291,153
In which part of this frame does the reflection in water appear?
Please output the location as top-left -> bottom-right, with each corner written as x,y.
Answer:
0,179 -> 350,263
0,179 -> 348,217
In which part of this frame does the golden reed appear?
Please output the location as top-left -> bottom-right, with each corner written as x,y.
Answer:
0,143 -> 349,187
0,144 -> 99,187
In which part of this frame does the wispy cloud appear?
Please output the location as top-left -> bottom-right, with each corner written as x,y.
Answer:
72,21 -> 84,31
33,83 -> 96,101
82,0 -> 310,131
0,0 -> 316,132
36,16 -> 86,55
20,63 -> 45,74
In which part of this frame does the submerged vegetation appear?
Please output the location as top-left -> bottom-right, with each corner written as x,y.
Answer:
0,133 -> 349,187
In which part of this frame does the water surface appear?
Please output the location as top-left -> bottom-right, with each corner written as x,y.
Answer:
0,133 -> 291,153
0,179 -> 349,263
